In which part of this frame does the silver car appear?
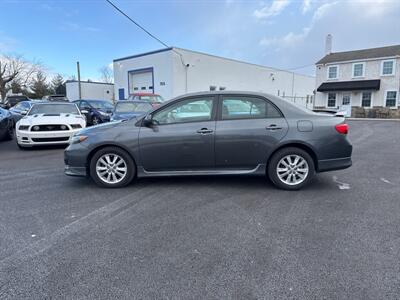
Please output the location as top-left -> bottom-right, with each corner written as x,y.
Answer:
64,91 -> 352,190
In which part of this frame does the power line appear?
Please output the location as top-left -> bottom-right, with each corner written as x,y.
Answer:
105,0 -> 169,48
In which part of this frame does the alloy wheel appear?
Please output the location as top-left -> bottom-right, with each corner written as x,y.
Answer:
276,154 -> 309,186
96,154 -> 128,184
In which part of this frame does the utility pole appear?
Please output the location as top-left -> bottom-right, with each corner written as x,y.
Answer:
77,61 -> 82,100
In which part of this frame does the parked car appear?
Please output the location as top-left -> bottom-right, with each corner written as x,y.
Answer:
127,93 -> 165,108
111,101 -> 153,122
73,99 -> 114,126
0,107 -> 14,141
43,95 -> 69,102
2,95 -> 30,109
64,91 -> 353,190
9,100 -> 47,123
16,103 -> 86,148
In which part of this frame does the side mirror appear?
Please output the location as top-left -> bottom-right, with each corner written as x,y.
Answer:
20,110 -> 28,115
142,114 -> 153,127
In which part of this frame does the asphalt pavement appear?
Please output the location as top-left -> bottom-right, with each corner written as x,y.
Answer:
0,120 -> 399,299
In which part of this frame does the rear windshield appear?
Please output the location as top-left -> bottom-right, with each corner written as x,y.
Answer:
28,104 -> 80,115
115,102 -> 153,113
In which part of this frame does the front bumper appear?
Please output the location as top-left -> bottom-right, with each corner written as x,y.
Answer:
16,129 -> 80,146
64,142 -> 90,177
317,157 -> 352,172
64,165 -> 87,177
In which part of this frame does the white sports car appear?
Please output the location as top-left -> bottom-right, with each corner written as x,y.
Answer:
16,103 -> 86,148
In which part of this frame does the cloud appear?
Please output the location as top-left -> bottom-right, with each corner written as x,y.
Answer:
259,1 -> 338,48
301,0 -> 312,14
253,0 -> 291,19
60,22 -> 100,32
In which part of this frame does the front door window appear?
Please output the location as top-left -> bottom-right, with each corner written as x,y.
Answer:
342,93 -> 351,105
152,97 -> 214,125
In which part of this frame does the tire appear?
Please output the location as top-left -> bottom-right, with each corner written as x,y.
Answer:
92,116 -> 100,126
267,147 -> 315,190
90,146 -> 136,188
5,123 -> 14,140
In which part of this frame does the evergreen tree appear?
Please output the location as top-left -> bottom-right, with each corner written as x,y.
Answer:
51,74 -> 65,95
30,71 -> 49,99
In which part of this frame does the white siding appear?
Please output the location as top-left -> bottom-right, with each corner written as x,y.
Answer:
113,50 -> 174,100
66,81 -> 114,102
114,48 -> 315,103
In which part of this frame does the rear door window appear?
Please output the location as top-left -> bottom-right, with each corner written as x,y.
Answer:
221,96 -> 282,120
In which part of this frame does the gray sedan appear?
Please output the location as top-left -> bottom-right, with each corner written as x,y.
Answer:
64,91 -> 352,190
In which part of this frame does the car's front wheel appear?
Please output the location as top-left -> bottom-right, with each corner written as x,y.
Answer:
90,146 -> 135,188
92,116 -> 100,126
268,147 -> 315,190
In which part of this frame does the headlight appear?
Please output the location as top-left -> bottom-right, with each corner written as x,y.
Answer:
70,135 -> 88,144
70,124 -> 82,129
60,125 -> 67,130
18,125 -> 29,131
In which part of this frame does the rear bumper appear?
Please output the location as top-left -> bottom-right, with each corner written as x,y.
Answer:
317,157 -> 352,172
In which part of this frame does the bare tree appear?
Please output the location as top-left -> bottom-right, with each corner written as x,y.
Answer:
0,54 -> 43,100
99,65 -> 113,84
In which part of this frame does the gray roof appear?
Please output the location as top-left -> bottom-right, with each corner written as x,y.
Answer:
316,45 -> 400,64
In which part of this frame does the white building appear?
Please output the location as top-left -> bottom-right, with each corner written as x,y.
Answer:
315,42 -> 400,117
113,47 -> 315,107
65,80 -> 114,102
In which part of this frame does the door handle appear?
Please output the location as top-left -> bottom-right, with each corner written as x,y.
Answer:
196,128 -> 214,134
266,124 -> 282,131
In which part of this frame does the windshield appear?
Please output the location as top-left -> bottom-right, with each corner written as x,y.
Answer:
115,102 -> 153,113
87,100 -> 114,110
28,104 -> 80,115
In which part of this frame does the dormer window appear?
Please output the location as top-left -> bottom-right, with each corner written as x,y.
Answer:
327,65 -> 338,79
381,60 -> 395,76
352,62 -> 365,78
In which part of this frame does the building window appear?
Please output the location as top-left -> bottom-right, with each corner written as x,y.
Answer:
327,65 -> 338,79
342,93 -> 351,105
385,91 -> 397,107
381,60 -> 395,76
352,63 -> 365,77
361,92 -> 372,107
327,93 -> 336,107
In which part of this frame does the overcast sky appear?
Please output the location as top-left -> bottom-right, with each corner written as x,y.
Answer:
0,0 -> 399,80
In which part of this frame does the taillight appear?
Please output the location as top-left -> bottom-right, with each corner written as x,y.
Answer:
335,123 -> 348,135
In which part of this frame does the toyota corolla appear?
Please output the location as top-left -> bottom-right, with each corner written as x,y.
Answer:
64,91 -> 352,190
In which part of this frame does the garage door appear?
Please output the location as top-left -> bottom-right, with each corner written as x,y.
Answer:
129,69 -> 154,94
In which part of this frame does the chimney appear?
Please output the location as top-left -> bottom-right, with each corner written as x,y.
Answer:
325,34 -> 332,55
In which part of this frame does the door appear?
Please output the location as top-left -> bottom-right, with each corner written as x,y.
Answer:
215,95 -> 288,169
129,69 -> 153,94
341,93 -> 351,117
139,96 -> 216,171
118,88 -> 125,100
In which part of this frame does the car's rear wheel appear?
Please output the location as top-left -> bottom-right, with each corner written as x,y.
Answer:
90,147 -> 135,188
268,147 -> 315,190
